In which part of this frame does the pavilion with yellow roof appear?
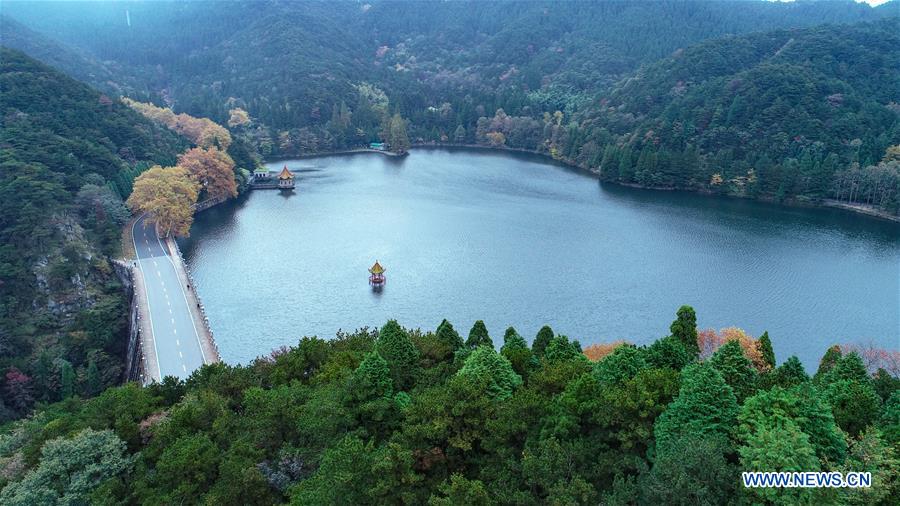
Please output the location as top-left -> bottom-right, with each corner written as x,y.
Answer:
368,260 -> 386,285
277,165 -> 295,190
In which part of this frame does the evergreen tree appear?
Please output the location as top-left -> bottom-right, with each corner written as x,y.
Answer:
349,352 -> 393,401
708,340 -> 758,402
593,345 -> 648,385
500,327 -> 536,378
641,434 -> 737,505
739,421 -> 827,505
654,363 -> 739,457
645,335 -> 693,371
456,346 -> 522,400
758,331 -> 776,369
435,319 -> 464,351
388,113 -> 410,154
669,305 -> 699,356
739,384 -> 847,465
375,320 -> 420,390
533,325 -> 554,357
59,360 -> 75,399
453,125 -> 466,143
466,320 -> 492,348
543,335 -> 584,363
815,345 -> 843,380
85,359 -> 101,397
772,356 -> 809,388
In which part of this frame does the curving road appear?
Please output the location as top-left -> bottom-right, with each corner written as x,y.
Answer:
132,214 -> 207,379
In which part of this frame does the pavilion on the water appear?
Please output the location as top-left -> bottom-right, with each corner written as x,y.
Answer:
278,165 -> 295,190
369,260 -> 385,285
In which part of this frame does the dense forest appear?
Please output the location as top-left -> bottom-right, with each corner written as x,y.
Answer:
0,48 -> 187,422
1,2 -> 899,502
1,308 -> 898,504
2,1 -> 898,213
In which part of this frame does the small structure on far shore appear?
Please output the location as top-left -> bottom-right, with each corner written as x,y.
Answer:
253,166 -> 270,181
369,142 -> 386,151
277,165 -> 295,190
368,260 -> 385,285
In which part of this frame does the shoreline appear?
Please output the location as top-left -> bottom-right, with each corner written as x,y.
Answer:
265,143 -> 899,224
412,143 -> 900,224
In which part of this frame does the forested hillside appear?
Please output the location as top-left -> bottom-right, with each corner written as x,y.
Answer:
3,1 -> 896,214
1,310 -> 897,504
0,48 -> 186,422
571,19 -> 900,211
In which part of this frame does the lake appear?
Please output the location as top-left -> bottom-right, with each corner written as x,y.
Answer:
179,148 -> 900,369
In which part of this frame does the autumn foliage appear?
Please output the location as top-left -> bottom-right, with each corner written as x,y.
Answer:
698,327 -> 769,372
840,343 -> 900,376
583,341 -> 628,362
177,147 -> 237,201
126,166 -> 199,237
123,98 -> 232,150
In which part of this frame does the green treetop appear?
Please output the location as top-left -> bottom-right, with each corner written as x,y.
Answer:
466,320 -> 493,348
375,320 -> 420,390
708,340 -> 758,402
593,345 -> 648,386
456,346 -> 522,400
654,363 -> 739,457
350,351 -> 394,401
532,325 -> 554,357
757,331 -> 776,369
669,305 -> 699,356
435,319 -> 464,351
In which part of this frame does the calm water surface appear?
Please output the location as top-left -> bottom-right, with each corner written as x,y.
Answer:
180,148 -> 900,368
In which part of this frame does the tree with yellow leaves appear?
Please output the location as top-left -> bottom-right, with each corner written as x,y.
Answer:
126,166 -> 199,237
177,147 -> 237,202
227,108 -> 251,128
122,98 -> 232,150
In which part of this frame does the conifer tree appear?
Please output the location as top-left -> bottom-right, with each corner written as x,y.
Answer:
758,331 -> 776,369
375,320 -> 419,390
669,305 -> 699,356
772,356 -> 809,388
435,319 -> 464,351
500,327 -> 536,378
59,360 -> 75,399
654,363 -> 739,457
456,346 -> 522,400
533,325 -> 554,357
350,352 -> 393,401
85,360 -> 101,397
466,320 -> 492,348
709,340 -> 758,402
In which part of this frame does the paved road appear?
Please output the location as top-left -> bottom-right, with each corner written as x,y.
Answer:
132,214 -> 207,379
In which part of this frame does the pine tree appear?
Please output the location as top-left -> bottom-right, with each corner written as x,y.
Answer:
773,356 -> 809,388
533,325 -> 554,357
86,359 -> 101,397
500,327 -> 536,378
815,345 -> 843,380
375,320 -> 420,390
593,345 -> 648,385
388,113 -> 410,154
349,352 -> 393,401
435,319 -> 464,351
669,305 -> 699,356
456,347 -> 522,400
453,125 -> 466,143
709,340 -> 758,402
758,331 -> 776,369
654,363 -> 739,457
466,320 -> 492,348
60,360 -> 75,399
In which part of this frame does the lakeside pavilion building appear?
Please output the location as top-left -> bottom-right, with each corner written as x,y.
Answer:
278,165 -> 295,190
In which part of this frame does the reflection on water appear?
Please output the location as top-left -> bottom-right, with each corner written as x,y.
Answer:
180,147 -> 900,369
